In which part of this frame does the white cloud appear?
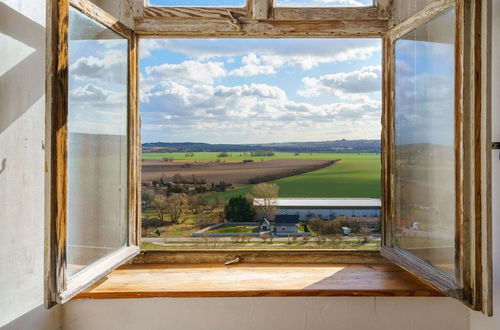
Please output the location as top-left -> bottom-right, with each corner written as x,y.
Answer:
278,0 -> 367,6
299,66 -> 381,102
229,54 -> 276,76
69,53 -> 127,84
145,60 -> 227,85
140,39 -> 380,70
141,79 -> 381,143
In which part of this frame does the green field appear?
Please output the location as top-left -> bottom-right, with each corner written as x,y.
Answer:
143,152 -> 381,200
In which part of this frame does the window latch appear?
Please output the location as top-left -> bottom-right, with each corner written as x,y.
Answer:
224,257 -> 240,266
492,142 -> 500,159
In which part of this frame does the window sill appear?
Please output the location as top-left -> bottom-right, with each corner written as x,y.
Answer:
74,263 -> 443,299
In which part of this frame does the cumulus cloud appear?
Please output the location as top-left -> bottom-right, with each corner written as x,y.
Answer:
141,79 -> 381,143
299,66 -> 381,100
278,0 -> 367,6
145,60 -> 227,84
70,53 -> 127,84
229,53 -> 276,76
140,39 -> 380,71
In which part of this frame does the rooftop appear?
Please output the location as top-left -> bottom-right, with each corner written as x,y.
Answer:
254,198 -> 381,208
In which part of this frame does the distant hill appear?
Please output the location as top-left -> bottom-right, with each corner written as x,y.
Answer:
142,139 -> 381,153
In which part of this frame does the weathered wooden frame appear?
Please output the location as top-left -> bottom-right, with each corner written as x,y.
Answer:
133,0 -> 391,37
380,0 -> 492,315
45,0 -> 141,307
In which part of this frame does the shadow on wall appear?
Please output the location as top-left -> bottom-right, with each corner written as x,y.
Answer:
0,2 -> 46,135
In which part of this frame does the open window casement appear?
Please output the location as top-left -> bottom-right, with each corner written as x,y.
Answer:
46,0 -> 140,306
381,0 -> 492,315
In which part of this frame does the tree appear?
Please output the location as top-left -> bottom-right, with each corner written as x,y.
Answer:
189,195 -> 206,214
252,183 -> 279,219
166,193 -> 189,223
207,196 -> 225,222
224,196 -> 256,222
142,191 -> 154,206
151,195 -> 168,221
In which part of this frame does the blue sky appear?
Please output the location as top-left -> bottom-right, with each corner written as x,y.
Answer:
394,9 -> 455,146
140,38 -> 382,144
148,0 -> 373,6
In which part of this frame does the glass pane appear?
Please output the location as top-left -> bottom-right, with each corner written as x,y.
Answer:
276,0 -> 373,7
140,38 -> 382,250
148,0 -> 246,6
67,7 -> 129,277
393,9 -> 456,276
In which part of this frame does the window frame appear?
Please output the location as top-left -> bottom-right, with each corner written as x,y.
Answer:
45,0 -> 141,306
380,0 -> 492,315
45,0 -> 492,316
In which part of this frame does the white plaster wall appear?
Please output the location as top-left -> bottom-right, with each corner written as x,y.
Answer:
469,0 -> 500,328
64,297 -> 469,330
0,0 -> 61,328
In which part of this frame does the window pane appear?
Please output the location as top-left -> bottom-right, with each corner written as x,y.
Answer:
67,7 -> 129,277
393,9 -> 456,276
148,0 -> 246,6
140,38 -> 382,250
276,0 -> 373,7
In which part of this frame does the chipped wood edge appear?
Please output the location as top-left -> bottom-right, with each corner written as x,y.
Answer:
133,250 -> 387,264
46,0 -> 70,309
70,0 -> 134,39
385,0 -> 455,41
381,247 -> 462,298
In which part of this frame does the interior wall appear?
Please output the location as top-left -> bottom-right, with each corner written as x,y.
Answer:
469,0 -> 499,327
0,0 -> 61,328
64,297 -> 469,330
390,0 -> 433,26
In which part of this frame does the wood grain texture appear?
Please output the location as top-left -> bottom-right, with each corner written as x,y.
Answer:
249,0 -> 272,20
386,0 -> 454,41
70,0 -> 133,39
47,0 -> 70,307
381,34 -> 394,249
135,18 -> 387,37
273,7 -> 388,21
381,247 -> 461,298
74,263 -> 443,299
128,33 -> 141,247
133,250 -> 387,264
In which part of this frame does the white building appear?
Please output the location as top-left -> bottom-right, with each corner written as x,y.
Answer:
253,198 -> 381,221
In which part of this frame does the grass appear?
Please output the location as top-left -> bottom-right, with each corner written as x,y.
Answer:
204,153 -> 381,200
143,151 -> 376,162
207,225 -> 257,234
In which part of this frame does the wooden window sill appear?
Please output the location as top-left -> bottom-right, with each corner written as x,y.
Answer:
74,263 -> 443,299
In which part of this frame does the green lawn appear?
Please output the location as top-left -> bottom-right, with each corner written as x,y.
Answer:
207,225 -> 257,234
206,153 -> 381,200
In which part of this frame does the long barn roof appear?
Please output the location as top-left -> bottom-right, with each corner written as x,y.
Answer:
253,198 -> 381,208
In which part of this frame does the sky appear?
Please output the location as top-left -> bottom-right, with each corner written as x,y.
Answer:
148,0 -> 373,7
394,9 -> 455,146
140,38 -> 382,144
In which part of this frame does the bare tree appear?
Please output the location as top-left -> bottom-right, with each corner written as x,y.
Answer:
151,195 -> 168,222
251,183 -> 279,219
166,193 -> 189,223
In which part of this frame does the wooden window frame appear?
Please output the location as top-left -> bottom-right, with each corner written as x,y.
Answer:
45,0 -> 141,306
380,0 -> 492,315
45,0 -> 492,315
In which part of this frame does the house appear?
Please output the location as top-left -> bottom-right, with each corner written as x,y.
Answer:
274,214 -> 301,236
259,218 -> 271,231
